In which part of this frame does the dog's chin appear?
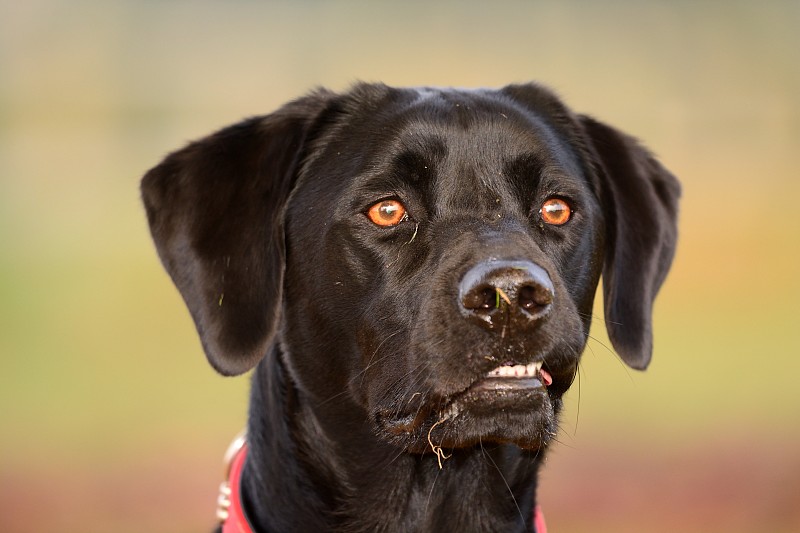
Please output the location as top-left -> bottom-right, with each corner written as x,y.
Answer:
378,378 -> 562,453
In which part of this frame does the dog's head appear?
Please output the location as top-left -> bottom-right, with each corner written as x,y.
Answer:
142,83 -> 679,453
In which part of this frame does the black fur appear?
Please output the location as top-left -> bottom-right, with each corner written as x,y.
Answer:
142,82 -> 680,532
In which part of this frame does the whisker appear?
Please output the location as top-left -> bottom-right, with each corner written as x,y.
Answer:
587,334 -> 634,382
586,334 -> 615,358
376,369 -> 433,429
385,445 -> 411,468
360,330 -> 404,387
317,349 -> 424,407
424,458 -> 444,515
576,311 -> 620,325
548,437 -> 575,450
316,388 -> 350,407
377,361 -> 429,404
482,442 -> 524,526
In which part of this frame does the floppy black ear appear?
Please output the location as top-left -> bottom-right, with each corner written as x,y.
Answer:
141,91 -> 334,375
580,116 -> 680,370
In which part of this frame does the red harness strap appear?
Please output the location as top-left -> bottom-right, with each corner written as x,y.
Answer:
218,439 -> 547,533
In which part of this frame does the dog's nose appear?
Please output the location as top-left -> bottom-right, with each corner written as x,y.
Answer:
458,260 -> 554,331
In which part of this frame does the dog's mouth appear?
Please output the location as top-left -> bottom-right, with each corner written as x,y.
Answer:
438,359 -> 558,418
377,358 -> 572,453
472,361 -> 553,393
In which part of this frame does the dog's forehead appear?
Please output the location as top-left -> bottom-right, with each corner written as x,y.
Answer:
394,88 -> 577,161
339,87 -> 586,192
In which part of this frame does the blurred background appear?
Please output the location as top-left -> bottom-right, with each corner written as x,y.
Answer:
1,0 -> 798,532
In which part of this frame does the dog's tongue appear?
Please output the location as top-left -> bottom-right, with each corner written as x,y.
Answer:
539,368 -> 553,387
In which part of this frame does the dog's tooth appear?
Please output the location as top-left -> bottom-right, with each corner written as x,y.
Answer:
526,362 -> 542,375
487,363 -> 545,378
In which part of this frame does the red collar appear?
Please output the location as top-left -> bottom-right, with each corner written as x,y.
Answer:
217,433 -> 252,533
217,436 -> 547,533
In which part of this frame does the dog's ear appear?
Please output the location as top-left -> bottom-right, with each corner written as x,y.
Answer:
141,91 -> 334,375
579,116 -> 680,370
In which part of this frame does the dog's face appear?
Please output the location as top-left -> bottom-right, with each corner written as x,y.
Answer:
283,87 -> 606,452
142,83 -> 679,454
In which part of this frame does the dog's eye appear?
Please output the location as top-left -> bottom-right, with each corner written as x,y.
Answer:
539,198 -> 571,226
366,199 -> 407,227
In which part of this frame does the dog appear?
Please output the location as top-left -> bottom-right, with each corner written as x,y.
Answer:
142,82 -> 679,532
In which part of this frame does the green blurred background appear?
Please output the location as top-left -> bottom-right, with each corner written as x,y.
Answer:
1,1 -> 798,532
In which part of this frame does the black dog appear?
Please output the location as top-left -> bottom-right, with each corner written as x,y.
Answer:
142,83 -> 679,532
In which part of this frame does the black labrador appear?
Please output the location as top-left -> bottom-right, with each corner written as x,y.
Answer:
142,82 -> 679,532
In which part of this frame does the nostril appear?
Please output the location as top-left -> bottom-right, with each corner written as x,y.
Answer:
518,284 -> 553,313
462,286 -> 498,311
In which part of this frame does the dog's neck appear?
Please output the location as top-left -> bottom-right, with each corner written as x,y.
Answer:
241,348 -> 545,533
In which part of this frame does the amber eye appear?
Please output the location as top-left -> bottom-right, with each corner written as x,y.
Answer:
366,199 -> 407,227
539,198 -> 571,225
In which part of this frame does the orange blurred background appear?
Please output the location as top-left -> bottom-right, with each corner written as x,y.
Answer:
1,1 -> 798,532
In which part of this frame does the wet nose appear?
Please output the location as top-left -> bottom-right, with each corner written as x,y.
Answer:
458,260 -> 554,332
